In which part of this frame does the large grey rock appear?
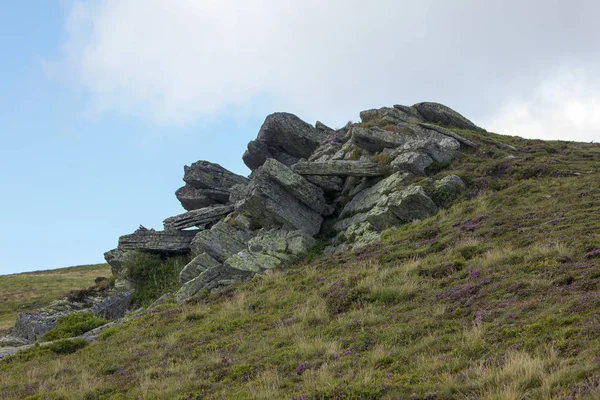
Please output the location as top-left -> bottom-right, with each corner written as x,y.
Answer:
163,204 -> 234,231
243,140 -> 270,170
225,251 -> 283,272
315,121 -> 334,132
391,122 -> 461,164
412,102 -> 483,132
243,113 -> 326,170
179,253 -> 221,284
390,151 -> 434,176
118,227 -> 197,254
292,160 -> 384,177
175,185 -> 230,211
255,159 -> 328,215
351,127 -> 407,152
191,221 -> 253,262
176,265 -> 255,302
88,288 -> 135,320
417,123 -> 479,149
12,313 -> 57,342
183,160 -> 248,191
387,186 -> 438,222
340,172 -> 410,217
248,229 -> 315,259
235,183 -> 323,236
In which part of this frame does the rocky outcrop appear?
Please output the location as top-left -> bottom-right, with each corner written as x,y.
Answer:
104,101 -> 479,304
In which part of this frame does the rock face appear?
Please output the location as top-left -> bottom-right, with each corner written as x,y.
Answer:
101,101 -> 478,304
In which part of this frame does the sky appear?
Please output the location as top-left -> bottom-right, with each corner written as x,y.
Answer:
0,0 -> 598,275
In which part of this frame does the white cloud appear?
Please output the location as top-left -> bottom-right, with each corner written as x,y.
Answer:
484,69 -> 600,142
59,0 -> 600,140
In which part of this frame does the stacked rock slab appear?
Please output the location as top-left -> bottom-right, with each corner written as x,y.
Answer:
102,102 -> 482,304
177,161 -> 248,211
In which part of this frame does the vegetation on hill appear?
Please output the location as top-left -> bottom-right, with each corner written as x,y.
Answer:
1,129 -> 599,399
0,264 -> 111,333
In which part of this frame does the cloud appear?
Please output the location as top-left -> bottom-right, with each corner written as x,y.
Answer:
59,0 -> 600,139
484,69 -> 600,142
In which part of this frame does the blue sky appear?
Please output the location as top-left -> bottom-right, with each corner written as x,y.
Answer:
1,1 -> 598,275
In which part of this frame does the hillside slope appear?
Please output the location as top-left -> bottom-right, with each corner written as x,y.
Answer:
1,129 -> 599,399
0,264 -> 111,334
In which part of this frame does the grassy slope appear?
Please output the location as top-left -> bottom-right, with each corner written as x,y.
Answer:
1,131 -> 599,399
0,264 -> 111,332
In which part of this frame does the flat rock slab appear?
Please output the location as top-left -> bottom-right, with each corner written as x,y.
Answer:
387,186 -> 438,222
163,204 -> 234,231
412,102 -> 484,132
183,160 -> 248,191
351,126 -> 407,153
118,228 -> 197,253
175,184 -> 230,211
292,160 -> 384,177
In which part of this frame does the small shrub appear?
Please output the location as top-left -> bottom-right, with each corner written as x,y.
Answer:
47,338 -> 89,354
122,252 -> 190,307
372,153 -> 392,176
425,161 -> 451,175
42,312 -> 109,341
322,278 -> 370,317
348,147 -> 362,160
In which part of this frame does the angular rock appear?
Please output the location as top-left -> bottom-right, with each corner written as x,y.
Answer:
256,159 -> 328,214
243,113 -> 326,170
248,229 -> 315,258
387,186 -> 438,222
183,160 -> 248,191
175,185 -> 230,211
12,313 -> 57,342
176,265 -> 255,303
341,172 -> 409,217
351,127 -> 407,152
179,253 -> 222,284
434,174 -> 466,198
391,122 -> 461,164
236,182 -> 323,236
191,221 -> 253,262
118,228 -> 197,254
243,140 -> 270,170
390,151 -> 434,176
360,106 -> 422,125
163,204 -> 234,231
413,102 -> 483,132
292,160 -> 384,177
88,288 -> 135,320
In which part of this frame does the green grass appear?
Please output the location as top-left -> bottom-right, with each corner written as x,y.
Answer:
0,264 -> 111,332
42,312 -> 109,341
0,130 -> 599,399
